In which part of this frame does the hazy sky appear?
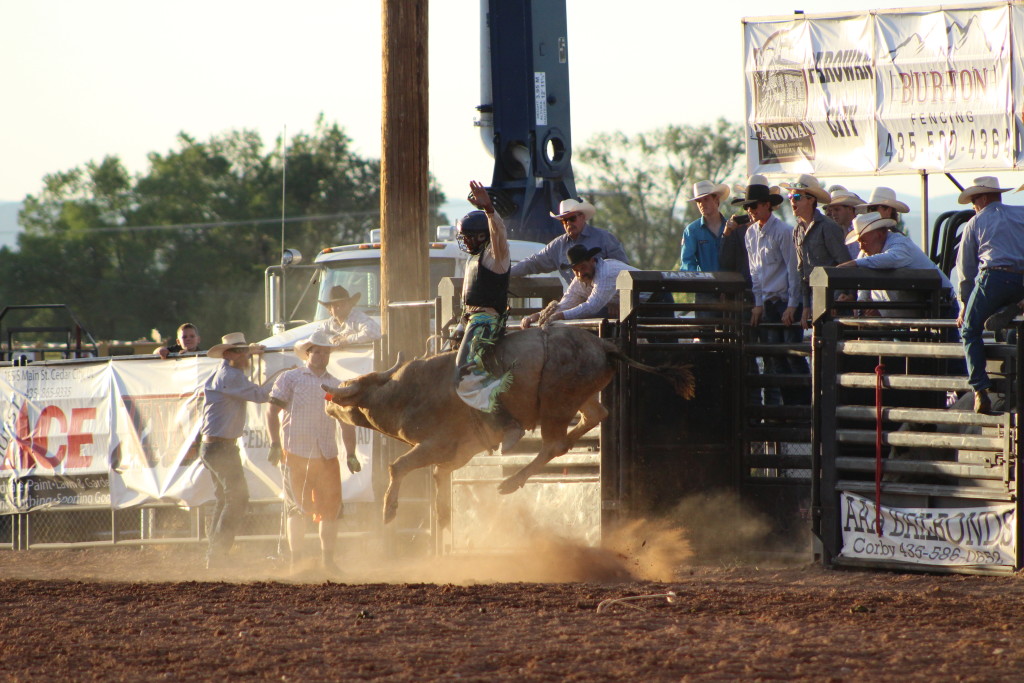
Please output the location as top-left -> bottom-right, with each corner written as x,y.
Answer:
1,0 -> 1012,216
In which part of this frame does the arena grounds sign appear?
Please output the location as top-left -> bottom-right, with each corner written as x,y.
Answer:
839,492 -> 1015,570
744,3 -> 1022,176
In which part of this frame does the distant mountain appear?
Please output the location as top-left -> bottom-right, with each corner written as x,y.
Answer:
0,202 -> 22,251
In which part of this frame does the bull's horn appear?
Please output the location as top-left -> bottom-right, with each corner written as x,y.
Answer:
381,352 -> 405,379
323,383 -> 359,402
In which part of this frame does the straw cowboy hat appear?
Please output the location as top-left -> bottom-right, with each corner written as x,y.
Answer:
318,285 -> 361,307
823,185 -> 865,209
294,329 -> 337,361
858,187 -> 910,213
958,176 -> 1012,204
844,212 -> 897,245
567,244 -> 602,266
550,197 -> 597,221
208,332 -> 255,359
780,174 -> 831,204
689,180 -> 730,203
735,174 -> 784,208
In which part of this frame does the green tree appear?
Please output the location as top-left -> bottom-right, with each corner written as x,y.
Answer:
0,116 -> 446,345
575,119 -> 745,270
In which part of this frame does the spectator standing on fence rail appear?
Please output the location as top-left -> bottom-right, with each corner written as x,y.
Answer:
680,180 -> 731,320
317,286 -> 381,348
680,180 -> 730,273
200,332 -> 271,569
824,185 -> 866,260
838,211 -> 955,318
510,197 -> 629,285
782,174 -> 848,330
267,330 -> 357,574
955,176 -> 1024,414
742,175 -> 806,406
155,323 -> 201,359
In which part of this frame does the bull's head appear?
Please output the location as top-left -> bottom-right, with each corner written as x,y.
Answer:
322,353 -> 404,407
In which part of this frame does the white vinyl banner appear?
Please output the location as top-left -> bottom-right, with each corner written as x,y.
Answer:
1010,4 -> 1024,167
839,491 -> 1015,568
1,348 -> 377,510
108,356 -> 219,507
875,6 -> 1012,172
744,3 -> 1020,175
744,15 -> 877,175
0,363 -> 113,475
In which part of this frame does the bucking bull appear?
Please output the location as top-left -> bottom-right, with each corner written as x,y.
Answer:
322,326 -> 695,524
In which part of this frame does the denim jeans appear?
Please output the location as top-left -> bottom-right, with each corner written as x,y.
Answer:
758,299 -> 810,405
201,441 -> 249,559
961,269 -> 1024,391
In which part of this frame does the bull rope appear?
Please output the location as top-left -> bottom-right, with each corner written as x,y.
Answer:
874,361 -> 885,537
596,591 -> 680,614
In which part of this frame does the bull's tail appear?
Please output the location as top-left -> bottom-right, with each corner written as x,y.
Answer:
606,348 -> 696,400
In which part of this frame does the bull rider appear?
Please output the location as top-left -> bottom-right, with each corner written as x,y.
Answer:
454,180 -> 524,452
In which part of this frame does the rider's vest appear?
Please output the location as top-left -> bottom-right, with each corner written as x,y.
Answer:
462,247 -> 510,311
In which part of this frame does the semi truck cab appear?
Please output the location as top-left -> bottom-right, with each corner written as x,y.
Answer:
261,227 -> 552,349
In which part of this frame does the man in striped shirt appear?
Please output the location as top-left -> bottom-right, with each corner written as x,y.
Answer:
742,178 -> 807,405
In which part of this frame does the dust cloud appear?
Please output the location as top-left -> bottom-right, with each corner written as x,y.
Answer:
0,491 -> 806,584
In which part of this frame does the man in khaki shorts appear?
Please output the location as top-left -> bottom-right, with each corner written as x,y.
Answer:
267,330 -> 360,572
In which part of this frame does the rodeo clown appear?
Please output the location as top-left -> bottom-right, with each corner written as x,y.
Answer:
453,180 -> 524,452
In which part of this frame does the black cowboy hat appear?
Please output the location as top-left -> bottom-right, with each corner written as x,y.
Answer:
567,245 -> 601,266
735,183 -> 784,208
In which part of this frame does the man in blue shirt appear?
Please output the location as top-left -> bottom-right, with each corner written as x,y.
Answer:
680,180 -> 730,273
200,332 -> 271,568
954,176 -> 1022,413
510,198 -> 628,285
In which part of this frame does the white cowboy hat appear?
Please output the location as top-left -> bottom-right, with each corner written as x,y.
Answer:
780,173 -> 831,204
823,185 -> 865,209
689,180 -> 730,203
294,329 -> 337,361
845,211 -> 897,245
550,197 -> 597,221
958,176 -> 1012,204
208,332 -> 254,359
857,187 -> 910,213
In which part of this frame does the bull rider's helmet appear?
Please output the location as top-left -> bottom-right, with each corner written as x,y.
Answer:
456,210 -> 490,255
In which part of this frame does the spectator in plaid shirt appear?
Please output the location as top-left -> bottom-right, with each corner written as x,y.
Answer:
267,330 -> 361,574
520,244 -> 639,328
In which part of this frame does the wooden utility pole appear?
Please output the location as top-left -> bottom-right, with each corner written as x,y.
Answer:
380,0 -> 430,364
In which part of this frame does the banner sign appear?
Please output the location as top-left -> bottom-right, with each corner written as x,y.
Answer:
839,491 -> 1015,568
745,3 -> 1019,175
875,6 -> 1012,172
0,348 -> 376,512
0,363 -> 113,476
744,14 -> 876,175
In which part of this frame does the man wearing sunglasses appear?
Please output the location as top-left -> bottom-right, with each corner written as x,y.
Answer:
510,197 -> 629,285
781,174 -> 849,330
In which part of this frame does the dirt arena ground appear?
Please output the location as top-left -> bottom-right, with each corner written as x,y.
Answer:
2,522 -> 1024,682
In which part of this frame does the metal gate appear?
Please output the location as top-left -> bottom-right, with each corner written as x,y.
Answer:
811,267 -> 1019,574
610,271 -> 812,537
